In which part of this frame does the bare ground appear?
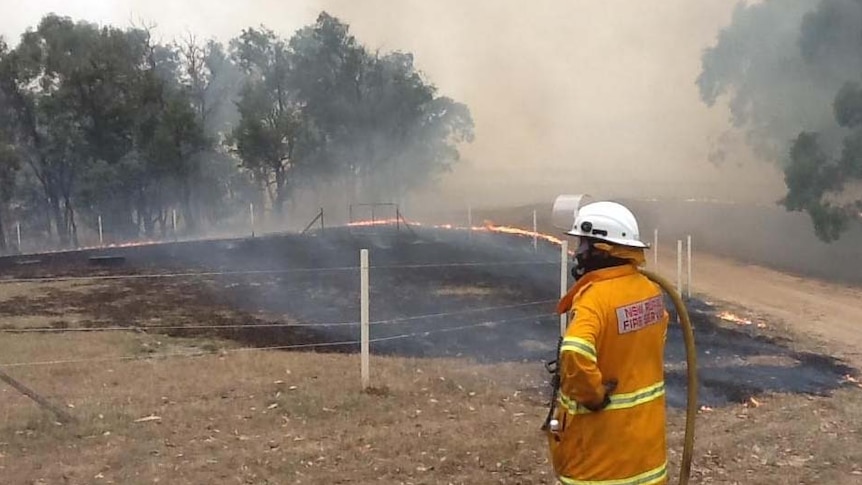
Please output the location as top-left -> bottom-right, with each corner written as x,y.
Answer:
654,251 -> 862,369
0,276 -> 860,484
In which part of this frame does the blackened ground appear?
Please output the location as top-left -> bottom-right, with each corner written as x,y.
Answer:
0,226 -> 853,408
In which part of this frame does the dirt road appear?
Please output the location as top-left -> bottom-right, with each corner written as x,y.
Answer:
655,250 -> 862,367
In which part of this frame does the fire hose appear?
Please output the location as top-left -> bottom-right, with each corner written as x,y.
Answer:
641,269 -> 697,485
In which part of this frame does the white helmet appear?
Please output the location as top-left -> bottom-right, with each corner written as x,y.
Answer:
566,201 -> 648,248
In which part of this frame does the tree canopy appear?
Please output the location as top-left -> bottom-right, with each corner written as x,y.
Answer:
0,12 -> 473,251
698,0 -> 862,242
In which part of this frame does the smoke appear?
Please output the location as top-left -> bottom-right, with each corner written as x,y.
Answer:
1,1 -> 791,216
698,0 -> 862,163
309,0 -> 787,210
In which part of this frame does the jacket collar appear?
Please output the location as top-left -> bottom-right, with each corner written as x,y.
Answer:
556,264 -> 640,315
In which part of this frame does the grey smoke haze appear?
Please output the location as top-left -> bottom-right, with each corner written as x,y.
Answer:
699,0 -> 862,164
0,0 -> 787,213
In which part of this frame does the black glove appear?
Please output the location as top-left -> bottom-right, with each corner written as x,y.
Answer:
582,380 -> 618,412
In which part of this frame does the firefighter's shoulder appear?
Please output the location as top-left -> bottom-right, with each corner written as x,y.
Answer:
572,281 -> 596,301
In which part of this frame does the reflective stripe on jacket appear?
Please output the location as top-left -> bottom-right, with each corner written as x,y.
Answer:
548,264 -> 669,484
558,461 -> 667,485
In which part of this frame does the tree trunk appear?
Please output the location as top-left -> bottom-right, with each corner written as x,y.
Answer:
253,177 -> 267,233
263,175 -> 276,220
63,195 -> 78,249
135,195 -> 150,239
274,167 -> 286,217
132,209 -> 141,238
144,209 -> 157,239
158,208 -> 167,239
143,217 -> 155,239
181,180 -> 197,235
0,209 -> 8,254
44,205 -> 53,240
68,209 -> 78,249
70,214 -> 78,248
49,196 -> 68,247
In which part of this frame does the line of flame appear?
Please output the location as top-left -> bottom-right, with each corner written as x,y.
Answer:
347,218 -> 566,246
24,218 -> 569,257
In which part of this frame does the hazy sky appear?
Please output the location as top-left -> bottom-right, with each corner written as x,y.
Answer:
0,0 -> 786,208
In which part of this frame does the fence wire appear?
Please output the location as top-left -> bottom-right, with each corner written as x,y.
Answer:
0,313 -> 553,368
0,260 -> 559,285
0,235 -> 566,370
0,299 -> 557,334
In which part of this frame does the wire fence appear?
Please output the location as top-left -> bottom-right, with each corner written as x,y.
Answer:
0,212 -> 694,434
0,246 -> 564,424
0,299 -> 557,334
0,260 -> 560,285
0,313 -> 552,369
0,247 -> 567,379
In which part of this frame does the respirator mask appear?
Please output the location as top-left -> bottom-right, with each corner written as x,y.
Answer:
571,237 -> 592,280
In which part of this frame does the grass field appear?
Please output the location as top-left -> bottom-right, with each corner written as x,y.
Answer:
0,272 -> 860,484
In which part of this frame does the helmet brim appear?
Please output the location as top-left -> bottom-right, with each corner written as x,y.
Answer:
564,230 -> 649,249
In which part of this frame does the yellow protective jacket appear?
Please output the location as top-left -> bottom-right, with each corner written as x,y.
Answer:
548,264 -> 669,485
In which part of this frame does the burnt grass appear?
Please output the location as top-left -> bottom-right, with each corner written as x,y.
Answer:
0,226 -> 854,408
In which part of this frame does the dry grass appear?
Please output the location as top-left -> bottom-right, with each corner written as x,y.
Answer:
682,389 -> 862,484
1,338 -> 555,484
0,277 -> 860,484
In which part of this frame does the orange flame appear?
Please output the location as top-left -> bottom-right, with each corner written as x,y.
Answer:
717,311 -> 753,326
347,218 -> 401,228
101,240 -> 161,249
348,217 -> 568,248
479,224 -> 565,245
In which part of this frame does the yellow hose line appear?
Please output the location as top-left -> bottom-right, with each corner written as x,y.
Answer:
641,269 -> 697,485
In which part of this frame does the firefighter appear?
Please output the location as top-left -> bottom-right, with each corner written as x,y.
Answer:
548,201 -> 670,485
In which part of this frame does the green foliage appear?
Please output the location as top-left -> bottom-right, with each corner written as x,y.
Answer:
780,82 -> 862,242
781,132 -> 844,241
698,0 -> 862,242
0,11 -> 473,249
